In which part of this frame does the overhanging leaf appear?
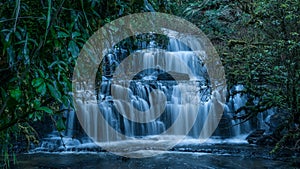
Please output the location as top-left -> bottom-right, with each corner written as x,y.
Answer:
32,78 -> 44,87
10,88 -> 22,102
47,83 -> 62,102
37,82 -> 47,95
57,31 -> 69,38
37,106 -> 53,114
68,40 -> 79,57
56,118 -> 65,131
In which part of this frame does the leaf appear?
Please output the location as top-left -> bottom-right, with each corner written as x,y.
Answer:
4,31 -> 12,43
31,112 -> 42,121
71,32 -> 81,38
1,87 -> 7,100
32,78 -> 44,87
28,38 -> 38,46
13,0 -> 21,32
46,0 -> 52,30
10,88 -> 22,102
37,113 -> 42,121
37,106 -> 53,114
47,83 -> 62,102
56,118 -> 65,131
37,69 -> 45,78
7,46 -> 15,67
68,40 -> 79,57
57,31 -> 69,38
49,60 -> 67,69
61,95 -> 70,107
43,0 -> 52,42
29,113 -> 34,119
37,82 -> 47,95
33,99 -> 41,109
14,30 -> 22,40
23,33 -> 30,64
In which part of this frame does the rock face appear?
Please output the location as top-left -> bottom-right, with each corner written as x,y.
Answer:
157,71 -> 190,81
246,129 -> 277,146
255,134 -> 278,146
245,109 -> 291,146
132,69 -> 190,81
212,113 -> 234,138
246,129 -> 265,144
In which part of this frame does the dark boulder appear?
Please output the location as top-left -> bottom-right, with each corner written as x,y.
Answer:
157,71 -> 189,81
255,134 -> 278,146
246,129 -> 265,144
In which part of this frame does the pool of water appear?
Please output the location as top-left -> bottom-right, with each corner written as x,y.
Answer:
9,151 -> 293,169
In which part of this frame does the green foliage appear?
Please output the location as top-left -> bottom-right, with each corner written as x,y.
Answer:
0,0 -> 299,167
0,0 -> 180,166
0,0 -> 159,167
184,0 -> 300,152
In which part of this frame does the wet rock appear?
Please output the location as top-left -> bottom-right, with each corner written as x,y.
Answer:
267,110 -> 289,134
30,115 -> 55,138
255,134 -> 277,146
157,71 -> 189,81
246,129 -> 265,144
253,109 -> 290,146
213,113 -> 234,138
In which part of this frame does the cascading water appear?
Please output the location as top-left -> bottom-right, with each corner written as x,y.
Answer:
33,35 -> 273,154
73,37 -> 251,140
76,38 -> 211,140
228,85 -> 251,136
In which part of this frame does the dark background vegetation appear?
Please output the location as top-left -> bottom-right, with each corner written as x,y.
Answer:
0,0 -> 299,167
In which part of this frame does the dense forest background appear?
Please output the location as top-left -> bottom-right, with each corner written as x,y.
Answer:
0,0 -> 299,166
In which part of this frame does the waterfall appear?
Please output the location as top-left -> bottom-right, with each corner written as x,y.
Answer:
34,35 -> 274,154
78,48 -> 209,139
229,85 -> 251,136
73,38 -> 246,141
